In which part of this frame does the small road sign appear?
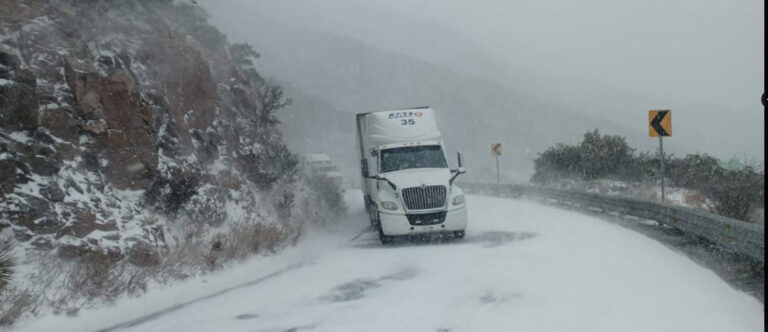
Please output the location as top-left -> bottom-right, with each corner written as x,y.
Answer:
491,143 -> 503,156
649,110 -> 671,204
649,110 -> 671,137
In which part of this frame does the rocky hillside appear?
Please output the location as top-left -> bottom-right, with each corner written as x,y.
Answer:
0,0 -> 342,323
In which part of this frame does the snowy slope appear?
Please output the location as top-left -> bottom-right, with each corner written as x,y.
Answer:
14,191 -> 764,332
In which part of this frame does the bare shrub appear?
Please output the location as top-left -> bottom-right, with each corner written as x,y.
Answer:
217,169 -> 242,191
206,223 -> 294,269
0,288 -> 39,326
153,223 -> 209,281
65,251 -> 152,302
144,167 -> 202,216
0,241 -> 13,292
294,172 -> 347,228
684,191 -> 710,210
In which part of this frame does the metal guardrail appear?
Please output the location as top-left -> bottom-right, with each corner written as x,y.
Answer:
458,182 -> 765,263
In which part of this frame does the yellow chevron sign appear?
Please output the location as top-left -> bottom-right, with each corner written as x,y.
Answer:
491,143 -> 503,156
649,110 -> 672,137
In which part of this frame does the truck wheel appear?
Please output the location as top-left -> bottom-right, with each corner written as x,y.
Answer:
368,205 -> 379,227
378,223 -> 394,245
453,231 -> 465,239
364,197 -> 370,213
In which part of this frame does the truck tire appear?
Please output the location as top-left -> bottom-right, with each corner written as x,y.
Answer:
378,223 -> 394,245
368,203 -> 379,227
453,231 -> 465,239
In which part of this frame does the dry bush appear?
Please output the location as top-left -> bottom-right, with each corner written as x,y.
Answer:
217,169 -> 242,191
156,236 -> 209,281
0,288 -> 39,326
64,252 -> 151,303
0,218 -> 300,327
0,241 -> 13,292
206,223 -> 294,269
684,191 -> 709,209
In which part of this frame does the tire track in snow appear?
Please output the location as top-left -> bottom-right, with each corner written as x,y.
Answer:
95,259 -> 315,332
96,226 -> 372,331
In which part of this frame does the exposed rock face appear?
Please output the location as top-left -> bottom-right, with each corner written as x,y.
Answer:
38,108 -> 79,142
0,159 -> 16,195
99,70 -> 157,190
0,0 -> 294,265
39,182 -> 64,202
0,63 -> 39,129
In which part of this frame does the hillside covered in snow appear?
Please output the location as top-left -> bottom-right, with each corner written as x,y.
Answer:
0,0 -> 344,325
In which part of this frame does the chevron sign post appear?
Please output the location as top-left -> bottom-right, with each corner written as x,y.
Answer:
491,143 -> 502,183
649,110 -> 671,203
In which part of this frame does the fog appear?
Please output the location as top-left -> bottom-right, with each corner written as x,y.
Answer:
200,0 -> 764,182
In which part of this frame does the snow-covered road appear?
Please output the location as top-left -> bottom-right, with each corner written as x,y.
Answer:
17,191 -> 764,332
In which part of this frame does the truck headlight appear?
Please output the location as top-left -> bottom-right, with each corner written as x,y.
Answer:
380,201 -> 399,211
452,195 -> 465,206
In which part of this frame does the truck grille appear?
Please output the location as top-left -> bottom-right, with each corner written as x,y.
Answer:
401,185 -> 446,210
406,211 -> 447,226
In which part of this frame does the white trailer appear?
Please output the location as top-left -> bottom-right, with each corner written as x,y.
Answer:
356,106 -> 467,244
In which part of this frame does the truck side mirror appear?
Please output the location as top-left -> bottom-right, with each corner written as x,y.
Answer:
450,152 -> 466,185
360,159 -> 369,177
374,173 -> 397,191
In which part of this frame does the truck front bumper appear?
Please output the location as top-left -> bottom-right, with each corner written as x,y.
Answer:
379,207 -> 467,236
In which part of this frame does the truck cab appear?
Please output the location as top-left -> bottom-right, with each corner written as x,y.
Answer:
300,153 -> 345,190
356,107 -> 467,244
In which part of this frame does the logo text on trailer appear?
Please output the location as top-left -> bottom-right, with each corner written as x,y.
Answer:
390,111 -> 419,126
389,111 -> 416,119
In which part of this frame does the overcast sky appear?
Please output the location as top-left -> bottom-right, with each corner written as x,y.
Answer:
203,0 -> 764,162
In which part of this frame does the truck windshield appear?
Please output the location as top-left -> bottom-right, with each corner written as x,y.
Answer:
380,145 -> 447,172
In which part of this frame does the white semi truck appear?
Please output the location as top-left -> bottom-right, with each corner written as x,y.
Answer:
356,106 -> 467,244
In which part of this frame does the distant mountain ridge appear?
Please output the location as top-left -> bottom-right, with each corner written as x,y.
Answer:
230,14 -> 636,182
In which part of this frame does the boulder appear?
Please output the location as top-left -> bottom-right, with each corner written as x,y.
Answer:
82,151 -> 100,171
99,71 -> 158,190
32,129 -> 56,145
39,109 -> 79,141
103,232 -> 120,241
79,119 -> 107,135
27,155 -> 60,176
0,52 -> 20,68
30,236 -> 54,250
55,142 -> 79,162
39,182 -> 65,202
0,68 -> 39,129
57,242 -> 92,260
13,228 -> 33,242
65,66 -> 104,120
0,159 -> 15,195
68,210 -> 97,238
12,194 -> 52,230
33,213 -> 61,234
64,177 -> 84,194
59,210 -> 118,238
